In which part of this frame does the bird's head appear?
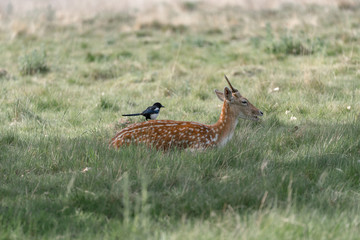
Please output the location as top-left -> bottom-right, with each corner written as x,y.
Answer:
153,102 -> 165,108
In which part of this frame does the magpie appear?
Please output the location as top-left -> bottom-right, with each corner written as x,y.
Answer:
122,102 -> 165,120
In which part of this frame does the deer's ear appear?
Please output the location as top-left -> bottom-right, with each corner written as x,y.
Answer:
214,89 -> 224,101
224,87 -> 233,102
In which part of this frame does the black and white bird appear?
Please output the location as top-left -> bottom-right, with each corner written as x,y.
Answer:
122,102 -> 165,120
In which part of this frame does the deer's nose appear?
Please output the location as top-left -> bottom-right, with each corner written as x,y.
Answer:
259,110 -> 264,116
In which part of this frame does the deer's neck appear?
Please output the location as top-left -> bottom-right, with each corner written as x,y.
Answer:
210,101 -> 238,147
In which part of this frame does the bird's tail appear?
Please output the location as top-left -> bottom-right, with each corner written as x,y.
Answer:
122,113 -> 142,117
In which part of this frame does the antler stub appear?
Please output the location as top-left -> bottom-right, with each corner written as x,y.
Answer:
224,75 -> 238,93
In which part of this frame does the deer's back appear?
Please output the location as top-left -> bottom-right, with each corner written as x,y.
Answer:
110,120 -> 218,150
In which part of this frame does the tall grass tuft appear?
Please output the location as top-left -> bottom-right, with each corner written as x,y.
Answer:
18,49 -> 49,75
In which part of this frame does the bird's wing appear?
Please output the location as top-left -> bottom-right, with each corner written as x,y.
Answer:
142,106 -> 159,115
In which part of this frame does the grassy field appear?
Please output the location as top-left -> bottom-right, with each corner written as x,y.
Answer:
1,2 -> 360,239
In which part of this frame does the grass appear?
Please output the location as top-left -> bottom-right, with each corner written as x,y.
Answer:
18,49 -> 49,75
1,3 -> 360,239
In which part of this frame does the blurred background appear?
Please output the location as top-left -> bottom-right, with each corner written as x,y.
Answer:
0,0 -> 358,35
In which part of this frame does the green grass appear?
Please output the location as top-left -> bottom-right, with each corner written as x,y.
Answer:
18,49 -> 49,75
1,3 -> 360,239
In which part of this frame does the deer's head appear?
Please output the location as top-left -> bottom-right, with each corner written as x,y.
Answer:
215,75 -> 263,121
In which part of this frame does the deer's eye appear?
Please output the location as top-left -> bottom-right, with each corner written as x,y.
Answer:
241,100 -> 248,105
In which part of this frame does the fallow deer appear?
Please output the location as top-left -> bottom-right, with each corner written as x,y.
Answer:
110,75 -> 263,150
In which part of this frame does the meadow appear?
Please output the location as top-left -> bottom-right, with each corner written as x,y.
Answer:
0,2 -> 360,239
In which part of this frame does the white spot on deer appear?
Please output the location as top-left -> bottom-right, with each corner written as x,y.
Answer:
210,134 -> 218,143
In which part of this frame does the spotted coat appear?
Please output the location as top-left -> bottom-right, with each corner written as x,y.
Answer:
110,101 -> 234,150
